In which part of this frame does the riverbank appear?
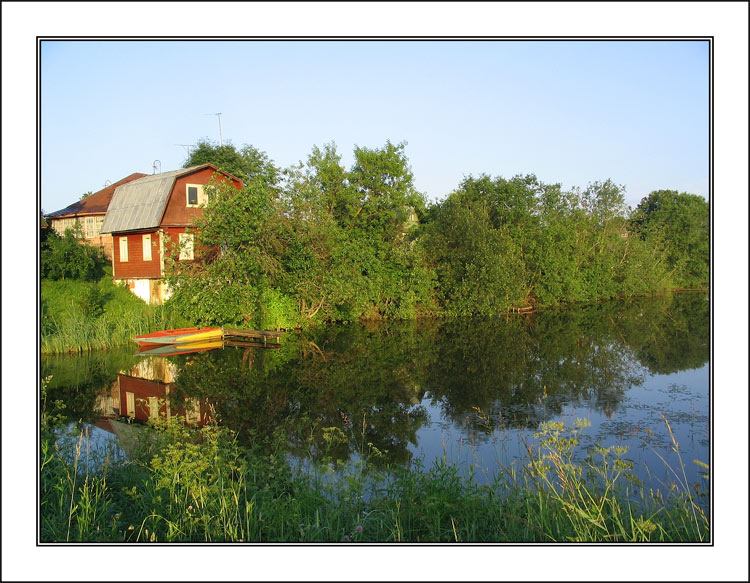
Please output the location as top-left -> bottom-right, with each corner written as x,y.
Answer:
40,279 -> 706,355
40,410 -> 709,544
40,276 -> 189,354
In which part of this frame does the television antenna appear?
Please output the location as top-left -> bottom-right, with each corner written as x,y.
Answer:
103,180 -> 111,187
152,160 -> 161,174
206,112 -> 223,146
176,144 -> 195,157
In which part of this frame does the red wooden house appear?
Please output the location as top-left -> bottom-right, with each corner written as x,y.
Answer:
46,172 -> 148,259
100,164 -> 242,304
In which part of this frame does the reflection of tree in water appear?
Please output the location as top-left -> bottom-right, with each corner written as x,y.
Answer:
425,309 -> 645,437
172,322 -> 435,468
620,293 -> 709,375
426,294 -> 707,438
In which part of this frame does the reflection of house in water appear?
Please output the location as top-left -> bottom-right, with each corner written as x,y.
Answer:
95,356 -> 212,426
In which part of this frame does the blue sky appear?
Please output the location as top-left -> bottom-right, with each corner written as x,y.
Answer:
41,39 -> 708,213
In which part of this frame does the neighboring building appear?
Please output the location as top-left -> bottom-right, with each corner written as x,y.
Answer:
46,173 -> 148,258
100,164 -> 242,304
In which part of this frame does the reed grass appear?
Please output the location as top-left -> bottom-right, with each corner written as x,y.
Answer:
39,395 -> 709,543
41,278 -> 189,354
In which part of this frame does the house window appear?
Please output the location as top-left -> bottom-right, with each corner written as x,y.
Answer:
119,236 -> 129,262
186,184 -> 206,207
95,216 -> 104,235
179,233 -> 194,260
70,218 -> 83,237
60,218 -> 77,235
142,234 -> 152,261
85,217 -> 96,238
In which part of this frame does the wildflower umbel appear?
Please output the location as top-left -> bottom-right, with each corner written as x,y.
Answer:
355,525 -> 363,532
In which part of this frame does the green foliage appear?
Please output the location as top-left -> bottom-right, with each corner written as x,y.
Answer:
168,141 -> 433,326
184,139 -> 280,187
41,228 -> 109,281
629,190 -> 709,287
422,175 -> 676,314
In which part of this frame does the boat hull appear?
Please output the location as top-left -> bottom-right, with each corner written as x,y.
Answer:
134,327 -> 223,345
136,338 -> 224,356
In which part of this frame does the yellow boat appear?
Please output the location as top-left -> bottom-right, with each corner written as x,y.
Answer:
134,327 -> 223,345
136,338 -> 224,356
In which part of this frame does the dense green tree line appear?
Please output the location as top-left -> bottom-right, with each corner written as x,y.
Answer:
165,140 -> 709,326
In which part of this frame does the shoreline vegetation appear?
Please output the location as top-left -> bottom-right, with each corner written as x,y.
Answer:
40,383 -> 709,543
40,140 -> 708,354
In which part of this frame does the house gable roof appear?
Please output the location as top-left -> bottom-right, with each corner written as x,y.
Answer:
100,164 -> 235,234
46,173 -> 149,218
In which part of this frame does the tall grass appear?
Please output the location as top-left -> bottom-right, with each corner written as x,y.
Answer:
41,278 -> 189,354
39,400 -> 709,543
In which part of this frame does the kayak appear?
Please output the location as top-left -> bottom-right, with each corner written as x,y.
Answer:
136,338 -> 224,356
134,327 -> 223,345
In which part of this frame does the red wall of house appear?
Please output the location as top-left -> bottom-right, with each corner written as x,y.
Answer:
161,226 -> 192,264
112,230 -> 161,279
160,167 -> 242,227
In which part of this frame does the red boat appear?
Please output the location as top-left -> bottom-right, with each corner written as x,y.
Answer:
134,327 -> 223,345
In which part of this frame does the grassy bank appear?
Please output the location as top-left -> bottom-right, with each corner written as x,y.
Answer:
40,402 -> 709,543
41,276 -> 189,354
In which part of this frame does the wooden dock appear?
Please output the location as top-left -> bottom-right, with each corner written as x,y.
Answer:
222,328 -> 284,343
224,338 -> 282,350
506,306 -> 534,314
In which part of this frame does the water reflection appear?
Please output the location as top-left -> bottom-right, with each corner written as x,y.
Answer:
41,293 -> 709,479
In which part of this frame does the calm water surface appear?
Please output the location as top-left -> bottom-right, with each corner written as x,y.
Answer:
42,293 -> 709,490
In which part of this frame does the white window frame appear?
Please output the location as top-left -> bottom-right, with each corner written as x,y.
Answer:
186,183 -> 206,208
142,234 -> 152,261
119,236 -> 129,262
179,233 -> 194,260
85,216 -> 96,238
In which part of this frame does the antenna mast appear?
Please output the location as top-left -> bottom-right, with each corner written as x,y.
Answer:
206,112 -> 223,146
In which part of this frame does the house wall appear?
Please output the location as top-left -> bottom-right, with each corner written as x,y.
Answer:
112,230 -> 162,279
50,215 -> 114,259
112,227 -> 195,304
116,278 -> 169,305
160,167 -> 242,227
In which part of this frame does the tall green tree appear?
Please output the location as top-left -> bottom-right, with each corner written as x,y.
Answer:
629,190 -> 709,287
184,139 -> 280,187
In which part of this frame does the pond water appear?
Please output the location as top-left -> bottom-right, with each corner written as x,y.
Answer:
41,292 -> 709,491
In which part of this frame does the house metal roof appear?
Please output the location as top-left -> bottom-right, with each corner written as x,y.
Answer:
101,165 -> 217,234
46,172 -> 148,218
